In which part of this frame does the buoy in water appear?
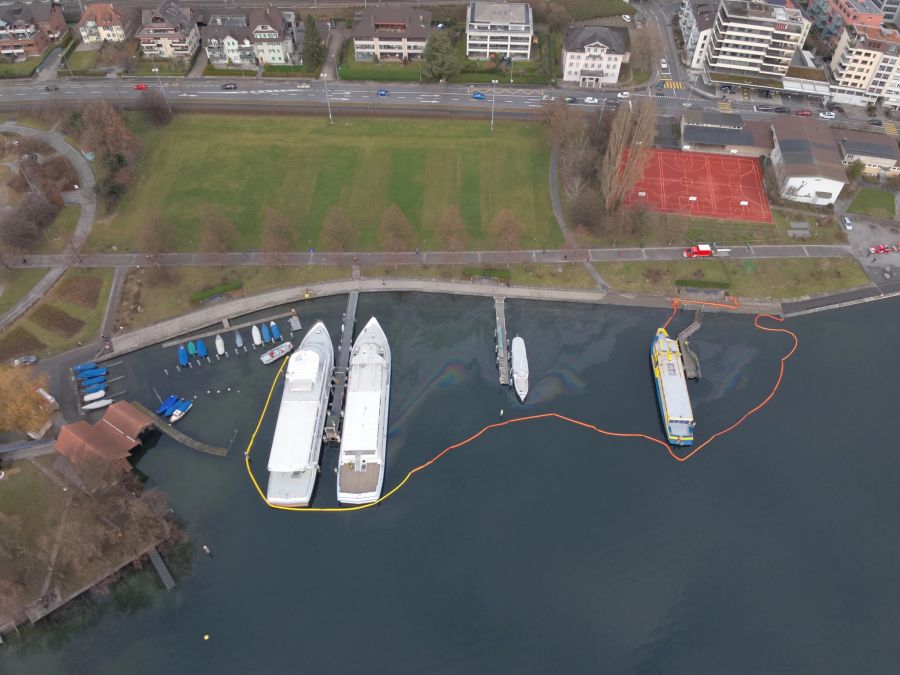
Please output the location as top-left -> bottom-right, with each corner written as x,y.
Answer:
500,409 -> 504,417
203,634 -> 209,641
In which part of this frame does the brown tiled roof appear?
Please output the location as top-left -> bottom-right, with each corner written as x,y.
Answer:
772,118 -> 847,184
352,7 -> 432,40
78,3 -> 124,29
54,402 -> 154,465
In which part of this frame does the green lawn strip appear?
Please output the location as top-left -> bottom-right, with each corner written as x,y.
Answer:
847,188 -> 895,219
449,37 -> 550,85
595,258 -> 869,298
3,268 -> 113,357
66,50 -> 99,70
559,0 -> 634,20
339,43 -> 422,82
114,265 -> 352,332
0,50 -> 50,78
33,204 -> 80,254
7,115 -> 54,131
361,263 -> 596,288
91,115 -> 560,252
0,268 -> 48,317
132,60 -> 188,76
262,64 -> 319,78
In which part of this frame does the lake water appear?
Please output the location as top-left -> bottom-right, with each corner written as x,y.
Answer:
6,292 -> 900,674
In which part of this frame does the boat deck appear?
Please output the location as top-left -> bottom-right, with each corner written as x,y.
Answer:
267,469 -> 317,507
338,462 -> 380,496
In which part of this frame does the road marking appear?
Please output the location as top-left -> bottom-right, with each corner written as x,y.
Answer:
451,97 -> 460,101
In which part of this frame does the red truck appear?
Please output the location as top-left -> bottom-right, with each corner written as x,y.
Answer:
683,244 -> 714,258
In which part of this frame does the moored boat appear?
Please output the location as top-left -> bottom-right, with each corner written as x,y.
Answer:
72,362 -> 97,373
266,322 -> 334,507
234,331 -> 244,349
156,394 -> 179,415
79,376 -> 106,389
650,328 -> 695,446
169,399 -> 193,423
261,323 -> 272,343
187,341 -> 197,356
178,344 -> 189,367
83,389 -> 106,403
161,396 -> 182,417
215,335 -> 225,356
337,317 -> 391,505
76,368 -> 107,380
251,325 -> 262,346
196,339 -> 208,358
82,398 -> 113,411
81,382 -> 106,395
269,321 -> 282,342
511,336 -> 529,403
260,341 -> 294,365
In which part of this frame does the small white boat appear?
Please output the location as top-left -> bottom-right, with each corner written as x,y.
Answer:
260,341 -> 294,365
83,389 -> 106,403
251,325 -> 263,346
511,336 -> 529,403
215,334 -> 225,356
170,399 -> 193,423
82,398 -> 113,411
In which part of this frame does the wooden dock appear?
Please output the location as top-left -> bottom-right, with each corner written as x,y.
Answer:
325,292 -> 359,442
131,402 -> 228,456
494,297 -> 510,386
148,547 -> 175,590
160,311 -> 295,349
677,310 -> 703,380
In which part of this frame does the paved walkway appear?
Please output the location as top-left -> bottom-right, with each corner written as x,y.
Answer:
0,123 -> 97,332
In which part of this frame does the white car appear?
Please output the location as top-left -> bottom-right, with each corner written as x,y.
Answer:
296,82 -> 311,89
622,14 -> 632,22
585,96 -> 599,104
818,111 -> 835,119
617,92 -> 631,99
660,58 -> 668,70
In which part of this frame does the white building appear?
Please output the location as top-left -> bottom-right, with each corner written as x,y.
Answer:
561,26 -> 629,87
770,117 -> 847,206
678,0 -> 715,69
352,7 -> 432,62
704,0 -> 810,80
77,3 -> 129,44
203,8 -> 295,67
833,128 -> 900,175
136,0 -> 199,60
830,24 -> 900,107
466,2 -> 533,61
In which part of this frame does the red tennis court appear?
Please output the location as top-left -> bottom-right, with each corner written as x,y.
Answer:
623,149 -> 772,223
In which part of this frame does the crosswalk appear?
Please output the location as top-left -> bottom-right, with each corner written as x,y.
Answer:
717,100 -> 733,112
884,120 -> 898,137
664,80 -> 684,89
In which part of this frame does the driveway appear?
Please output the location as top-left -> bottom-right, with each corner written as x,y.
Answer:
323,26 -> 347,81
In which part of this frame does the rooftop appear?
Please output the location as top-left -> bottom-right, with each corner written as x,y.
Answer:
563,25 -> 629,53
846,24 -> 900,52
772,117 -> 847,183
682,109 -> 744,129
720,0 -> 803,23
352,7 -> 432,39
469,2 -> 532,25
692,1 -> 717,31
832,128 -> 900,162
78,3 -> 124,28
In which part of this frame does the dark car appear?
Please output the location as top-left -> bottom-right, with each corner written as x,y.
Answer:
377,89 -> 389,97
472,92 -> 486,100
868,119 -> 884,126
44,85 -> 58,92
755,104 -> 774,112
564,96 -> 577,103
827,103 -> 846,113
221,83 -> 238,90
775,106 -> 790,113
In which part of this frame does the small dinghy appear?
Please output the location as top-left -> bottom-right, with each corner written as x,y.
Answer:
215,335 -> 225,356
79,376 -> 106,389
72,362 -> 97,373
76,367 -> 107,380
81,382 -> 106,395
82,398 -> 113,411
169,398 -> 193,423
269,321 -> 282,341
261,323 -> 272,343
234,331 -> 244,349
178,344 -> 189,367
156,394 -> 179,415
187,341 -> 197,356
196,339 -> 208,358
83,389 -> 106,403
251,325 -> 262,346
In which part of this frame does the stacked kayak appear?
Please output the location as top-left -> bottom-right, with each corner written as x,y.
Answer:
196,339 -> 208,358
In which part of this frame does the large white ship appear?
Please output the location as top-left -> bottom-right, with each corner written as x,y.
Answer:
510,336 -> 529,403
266,321 -> 334,507
337,317 -> 391,505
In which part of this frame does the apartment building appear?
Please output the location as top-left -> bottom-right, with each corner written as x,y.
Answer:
830,23 -> 900,106
833,127 -> 900,174
466,2 -> 533,61
806,0 -> 882,52
203,8 -> 295,66
561,26 -> 629,87
0,1 -> 67,59
352,7 -> 432,61
704,0 -> 810,81
136,0 -> 199,60
870,0 -> 900,26
679,0 -> 716,69
77,3 -> 130,44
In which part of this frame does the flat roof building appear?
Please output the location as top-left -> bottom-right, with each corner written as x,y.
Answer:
466,2 -> 533,61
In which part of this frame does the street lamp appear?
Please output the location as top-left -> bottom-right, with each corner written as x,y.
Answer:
491,79 -> 498,133
321,72 -> 333,125
151,66 -> 172,114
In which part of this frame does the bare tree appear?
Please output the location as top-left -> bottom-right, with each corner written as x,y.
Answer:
0,193 -> 59,250
489,208 -> 523,266
262,207 -> 294,267
599,99 -> 657,212
539,100 -> 586,147
320,206 -> 354,252
558,125 -> 594,202
379,204 -> 413,268
434,205 -> 468,263
139,90 -> 173,126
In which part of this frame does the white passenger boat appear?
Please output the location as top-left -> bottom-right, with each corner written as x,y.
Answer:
215,334 -> 225,356
510,336 -> 529,403
266,322 -> 334,507
251,324 -> 263,347
337,317 -> 391,505
260,341 -> 293,365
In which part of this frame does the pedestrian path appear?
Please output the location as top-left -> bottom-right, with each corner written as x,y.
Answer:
664,81 -> 684,89
884,120 -> 898,137
717,100 -> 733,112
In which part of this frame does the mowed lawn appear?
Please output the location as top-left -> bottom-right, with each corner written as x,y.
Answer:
94,116 -> 561,252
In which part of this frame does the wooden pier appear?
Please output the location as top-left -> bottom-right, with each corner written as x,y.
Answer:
160,311 -> 296,349
494,297 -> 510,386
324,292 -> 359,443
677,310 -> 703,380
131,402 -> 228,456
148,547 -> 175,590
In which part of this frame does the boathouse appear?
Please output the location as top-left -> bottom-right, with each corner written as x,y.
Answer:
54,401 -> 155,472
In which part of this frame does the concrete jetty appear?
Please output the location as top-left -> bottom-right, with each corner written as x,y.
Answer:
148,547 -> 175,590
325,292 -> 359,442
131,402 -> 228,456
159,311 -> 295,349
677,310 -> 703,380
494,297 -> 510,386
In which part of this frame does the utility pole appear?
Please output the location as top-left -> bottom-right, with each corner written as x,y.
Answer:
151,67 -> 172,114
322,72 -> 333,124
491,79 -> 498,133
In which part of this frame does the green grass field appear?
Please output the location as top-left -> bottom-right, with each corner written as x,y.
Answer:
339,44 -> 424,82
34,205 -> 80,254
66,49 -> 99,71
362,263 -> 597,288
847,188 -> 895,220
90,115 -> 560,252
0,269 -> 48,319
559,0 -> 634,20
595,258 -> 869,299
